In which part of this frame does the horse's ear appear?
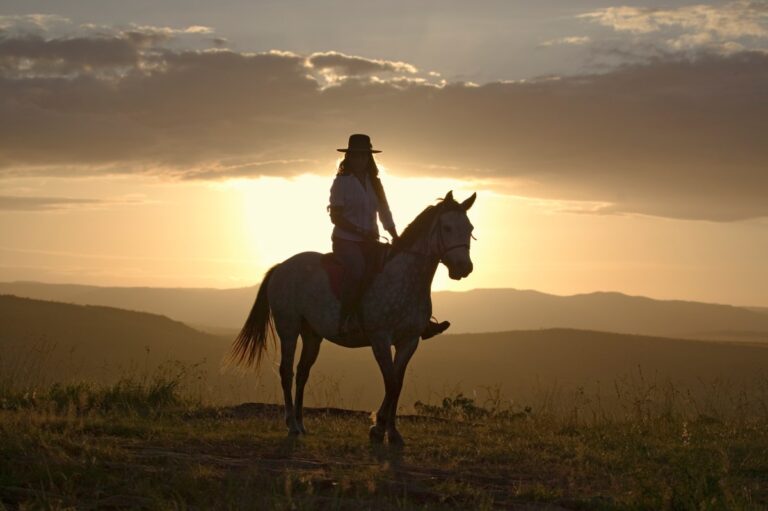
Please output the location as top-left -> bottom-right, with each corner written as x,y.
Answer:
444,190 -> 454,202
461,192 -> 477,211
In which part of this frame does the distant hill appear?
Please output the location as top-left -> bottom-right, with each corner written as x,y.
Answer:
0,281 -> 255,330
2,281 -> 768,342
3,294 -> 768,411
433,289 -> 768,342
0,295 -> 229,390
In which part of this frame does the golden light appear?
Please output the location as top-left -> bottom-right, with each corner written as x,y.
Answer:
228,167 -> 485,290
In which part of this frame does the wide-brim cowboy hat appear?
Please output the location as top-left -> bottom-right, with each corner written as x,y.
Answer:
337,133 -> 382,153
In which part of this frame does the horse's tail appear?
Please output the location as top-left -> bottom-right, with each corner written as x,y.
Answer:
231,265 -> 278,369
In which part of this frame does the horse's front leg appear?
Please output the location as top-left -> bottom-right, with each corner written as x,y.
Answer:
385,337 -> 419,446
369,333 -> 395,444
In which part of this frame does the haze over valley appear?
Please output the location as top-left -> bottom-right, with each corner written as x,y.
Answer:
3,281 -> 767,343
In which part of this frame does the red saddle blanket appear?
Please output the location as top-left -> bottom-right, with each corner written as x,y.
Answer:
320,243 -> 389,301
320,253 -> 344,300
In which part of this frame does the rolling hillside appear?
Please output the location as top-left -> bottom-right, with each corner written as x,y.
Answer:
0,295 -> 231,393
3,294 -> 768,411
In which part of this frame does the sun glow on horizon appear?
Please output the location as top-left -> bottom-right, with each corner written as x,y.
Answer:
2,170 -> 766,307
228,170 -> 486,290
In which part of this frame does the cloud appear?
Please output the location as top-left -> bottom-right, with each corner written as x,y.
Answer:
0,33 -> 145,75
0,20 -> 222,78
0,195 -> 103,211
0,14 -> 72,35
306,51 -> 421,87
540,36 -> 591,47
0,193 -> 147,211
307,51 -> 418,76
182,25 -> 214,35
580,1 -> 768,52
179,159 -> 318,180
0,23 -> 766,222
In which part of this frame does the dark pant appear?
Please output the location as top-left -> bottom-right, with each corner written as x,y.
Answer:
332,238 -> 377,317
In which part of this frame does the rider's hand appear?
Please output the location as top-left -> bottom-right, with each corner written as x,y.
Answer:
355,226 -> 378,241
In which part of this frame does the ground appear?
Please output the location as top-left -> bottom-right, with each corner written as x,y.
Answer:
2,391 -> 768,510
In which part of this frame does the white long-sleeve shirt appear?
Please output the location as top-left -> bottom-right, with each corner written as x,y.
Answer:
328,173 -> 396,241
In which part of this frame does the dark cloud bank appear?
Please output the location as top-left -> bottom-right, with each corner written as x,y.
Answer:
1,30 -> 767,221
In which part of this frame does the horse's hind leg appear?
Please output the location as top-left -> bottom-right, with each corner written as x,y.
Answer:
295,322 -> 322,434
275,316 -> 302,435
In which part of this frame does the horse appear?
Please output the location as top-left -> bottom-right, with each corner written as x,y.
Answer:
231,190 -> 476,445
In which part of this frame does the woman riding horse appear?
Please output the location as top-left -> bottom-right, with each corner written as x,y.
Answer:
232,135 -> 476,444
329,134 -> 450,340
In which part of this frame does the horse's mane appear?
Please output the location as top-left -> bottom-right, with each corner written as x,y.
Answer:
390,195 -> 463,256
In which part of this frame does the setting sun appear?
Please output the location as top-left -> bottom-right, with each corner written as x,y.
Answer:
227,167 -> 481,289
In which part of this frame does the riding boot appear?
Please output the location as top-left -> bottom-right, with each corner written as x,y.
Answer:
421,319 -> 450,340
338,284 -> 364,339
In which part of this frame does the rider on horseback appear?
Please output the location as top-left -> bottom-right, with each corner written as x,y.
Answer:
328,134 -> 450,340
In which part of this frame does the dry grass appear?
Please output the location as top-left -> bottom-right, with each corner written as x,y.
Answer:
2,366 -> 768,510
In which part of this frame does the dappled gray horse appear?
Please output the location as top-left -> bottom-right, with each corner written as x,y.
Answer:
232,191 -> 476,445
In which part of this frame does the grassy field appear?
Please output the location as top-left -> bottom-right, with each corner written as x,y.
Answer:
2,371 -> 768,510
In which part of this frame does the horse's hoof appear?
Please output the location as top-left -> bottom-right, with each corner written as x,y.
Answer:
369,425 -> 385,444
387,430 -> 405,448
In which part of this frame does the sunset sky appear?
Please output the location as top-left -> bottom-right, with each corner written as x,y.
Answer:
1,1 -> 766,306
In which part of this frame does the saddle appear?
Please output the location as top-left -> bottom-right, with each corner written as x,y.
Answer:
321,241 -> 390,300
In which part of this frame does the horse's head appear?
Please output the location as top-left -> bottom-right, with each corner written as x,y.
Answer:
432,191 -> 476,280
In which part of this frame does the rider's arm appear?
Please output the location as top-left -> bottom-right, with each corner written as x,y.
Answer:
373,177 -> 399,241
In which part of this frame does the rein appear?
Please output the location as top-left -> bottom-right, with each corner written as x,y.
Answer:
435,216 -> 470,260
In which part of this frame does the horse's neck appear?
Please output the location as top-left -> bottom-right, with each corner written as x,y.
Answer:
360,240 -> 438,331
376,248 -> 439,300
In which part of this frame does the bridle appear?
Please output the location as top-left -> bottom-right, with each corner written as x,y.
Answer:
401,208 -> 471,263
433,215 -> 470,262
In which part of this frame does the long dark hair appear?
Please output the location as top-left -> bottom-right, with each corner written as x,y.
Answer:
337,153 -> 390,211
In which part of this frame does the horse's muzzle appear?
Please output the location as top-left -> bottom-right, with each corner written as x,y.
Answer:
448,260 -> 473,280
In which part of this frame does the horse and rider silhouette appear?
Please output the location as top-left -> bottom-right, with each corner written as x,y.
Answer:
232,134 -> 476,446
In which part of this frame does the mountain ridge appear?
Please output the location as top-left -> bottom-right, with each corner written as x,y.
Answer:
1,281 -> 767,342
